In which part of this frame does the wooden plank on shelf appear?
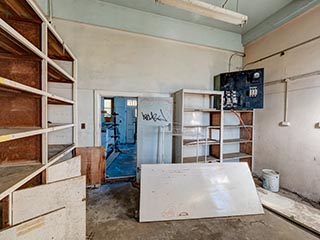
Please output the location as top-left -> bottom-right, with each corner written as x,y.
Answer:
183,139 -> 218,146
140,163 -> 263,222
184,108 -> 218,112
47,96 -> 73,105
211,125 -> 253,129
223,152 -> 251,160
76,147 -> 106,185
0,76 -> 43,95
0,124 -> 73,143
47,156 -> 81,183
183,156 -> 217,163
12,176 -> 86,240
0,164 -> 42,201
0,208 -> 67,240
257,187 -> 320,235
182,89 -> 223,96
223,138 -> 252,144
0,127 -> 41,142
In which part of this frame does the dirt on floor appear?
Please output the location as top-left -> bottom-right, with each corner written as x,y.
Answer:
86,182 -> 319,240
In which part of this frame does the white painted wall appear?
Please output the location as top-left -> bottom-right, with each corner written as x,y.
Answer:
49,19 -> 242,147
244,6 -> 320,201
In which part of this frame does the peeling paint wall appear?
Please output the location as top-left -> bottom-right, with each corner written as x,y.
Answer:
244,6 -> 320,201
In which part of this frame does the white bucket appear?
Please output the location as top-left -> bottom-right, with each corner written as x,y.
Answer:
262,169 -> 280,192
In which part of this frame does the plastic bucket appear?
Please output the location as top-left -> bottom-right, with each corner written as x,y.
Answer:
262,169 -> 280,192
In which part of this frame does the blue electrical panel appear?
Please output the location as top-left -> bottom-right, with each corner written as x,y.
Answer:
214,68 -> 264,110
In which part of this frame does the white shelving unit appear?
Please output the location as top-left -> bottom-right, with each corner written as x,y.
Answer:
0,0 -> 80,232
172,89 -> 224,163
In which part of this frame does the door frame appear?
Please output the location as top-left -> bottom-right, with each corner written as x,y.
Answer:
94,90 -> 169,148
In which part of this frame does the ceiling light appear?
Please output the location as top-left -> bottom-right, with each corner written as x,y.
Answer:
155,0 -> 248,26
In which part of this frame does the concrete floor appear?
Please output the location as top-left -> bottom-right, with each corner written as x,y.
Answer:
86,182 -> 319,240
106,144 -> 136,178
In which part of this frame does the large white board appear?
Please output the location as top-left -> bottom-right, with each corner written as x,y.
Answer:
12,176 -> 86,240
140,163 -> 264,222
0,208 -> 66,240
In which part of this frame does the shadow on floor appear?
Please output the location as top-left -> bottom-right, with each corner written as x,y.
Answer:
106,144 -> 136,178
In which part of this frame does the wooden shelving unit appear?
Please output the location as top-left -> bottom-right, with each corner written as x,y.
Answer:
172,89 -> 224,163
0,0 -> 78,229
210,110 -> 254,169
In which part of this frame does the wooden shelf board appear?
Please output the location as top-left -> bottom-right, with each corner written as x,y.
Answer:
0,124 -> 74,143
183,125 -> 209,128
211,139 -> 252,145
183,139 -> 218,146
0,127 -> 42,143
211,125 -> 253,129
182,89 -> 223,96
183,156 -> 218,163
210,110 -> 254,113
48,144 -> 74,160
0,163 -> 42,200
184,108 -> 218,113
48,29 -> 73,61
0,76 -> 44,96
48,63 -> 73,84
48,96 -> 74,105
222,152 -> 252,160
0,26 -> 39,58
0,77 -> 75,106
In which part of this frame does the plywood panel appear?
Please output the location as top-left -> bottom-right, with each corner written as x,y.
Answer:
6,19 -> 41,49
76,147 -> 105,185
0,58 -> 41,89
257,187 -> 320,235
47,156 -> 81,183
0,208 -> 66,240
0,135 -> 41,165
0,95 -> 41,127
12,176 -> 86,240
140,163 -> 264,222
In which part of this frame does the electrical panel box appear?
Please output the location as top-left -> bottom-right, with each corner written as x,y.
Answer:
214,68 -> 264,110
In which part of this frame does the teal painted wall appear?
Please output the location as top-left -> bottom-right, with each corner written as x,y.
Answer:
35,0 -> 243,52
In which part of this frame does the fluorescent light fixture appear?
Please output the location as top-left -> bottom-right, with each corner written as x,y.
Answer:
156,0 -> 248,26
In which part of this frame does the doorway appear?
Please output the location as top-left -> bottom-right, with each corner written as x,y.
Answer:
101,97 -> 137,179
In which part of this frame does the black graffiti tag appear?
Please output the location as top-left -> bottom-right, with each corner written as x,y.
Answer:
141,109 -> 168,122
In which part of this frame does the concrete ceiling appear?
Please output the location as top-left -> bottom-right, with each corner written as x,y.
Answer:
97,0 -> 293,34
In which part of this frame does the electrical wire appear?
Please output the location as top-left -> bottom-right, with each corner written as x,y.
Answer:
231,109 -> 251,140
229,52 -> 245,72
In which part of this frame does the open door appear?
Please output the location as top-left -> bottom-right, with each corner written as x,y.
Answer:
137,97 -> 173,176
